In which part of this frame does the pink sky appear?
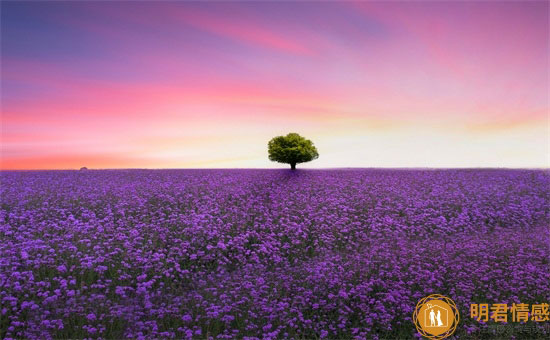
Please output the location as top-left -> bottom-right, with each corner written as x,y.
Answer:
1,1 -> 548,169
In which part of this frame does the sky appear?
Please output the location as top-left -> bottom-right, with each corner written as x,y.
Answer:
1,1 -> 548,169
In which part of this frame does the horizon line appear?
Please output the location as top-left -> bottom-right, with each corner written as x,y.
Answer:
1,167 -> 549,171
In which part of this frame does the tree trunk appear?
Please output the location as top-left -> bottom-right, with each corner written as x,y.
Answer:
290,162 -> 296,170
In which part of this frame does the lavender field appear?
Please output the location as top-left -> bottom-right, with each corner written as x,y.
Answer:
1,169 -> 549,339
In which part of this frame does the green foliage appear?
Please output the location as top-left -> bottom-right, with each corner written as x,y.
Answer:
268,133 -> 319,169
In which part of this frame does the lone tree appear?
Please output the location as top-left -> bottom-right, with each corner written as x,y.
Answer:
268,133 -> 319,170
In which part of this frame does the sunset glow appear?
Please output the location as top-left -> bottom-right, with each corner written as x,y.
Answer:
1,1 -> 548,169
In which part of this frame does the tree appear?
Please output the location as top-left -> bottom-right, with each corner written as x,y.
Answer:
268,133 -> 319,170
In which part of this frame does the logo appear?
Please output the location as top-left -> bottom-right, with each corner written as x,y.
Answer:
413,294 -> 460,339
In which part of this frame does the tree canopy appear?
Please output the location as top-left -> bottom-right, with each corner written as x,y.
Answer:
268,133 -> 319,169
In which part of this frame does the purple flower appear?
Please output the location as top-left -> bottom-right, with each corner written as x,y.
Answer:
0,169 -> 547,339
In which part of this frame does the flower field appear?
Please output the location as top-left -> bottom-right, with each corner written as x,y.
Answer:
1,169 -> 549,339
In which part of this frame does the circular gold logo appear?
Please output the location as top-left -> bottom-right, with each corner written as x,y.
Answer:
412,294 -> 460,339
